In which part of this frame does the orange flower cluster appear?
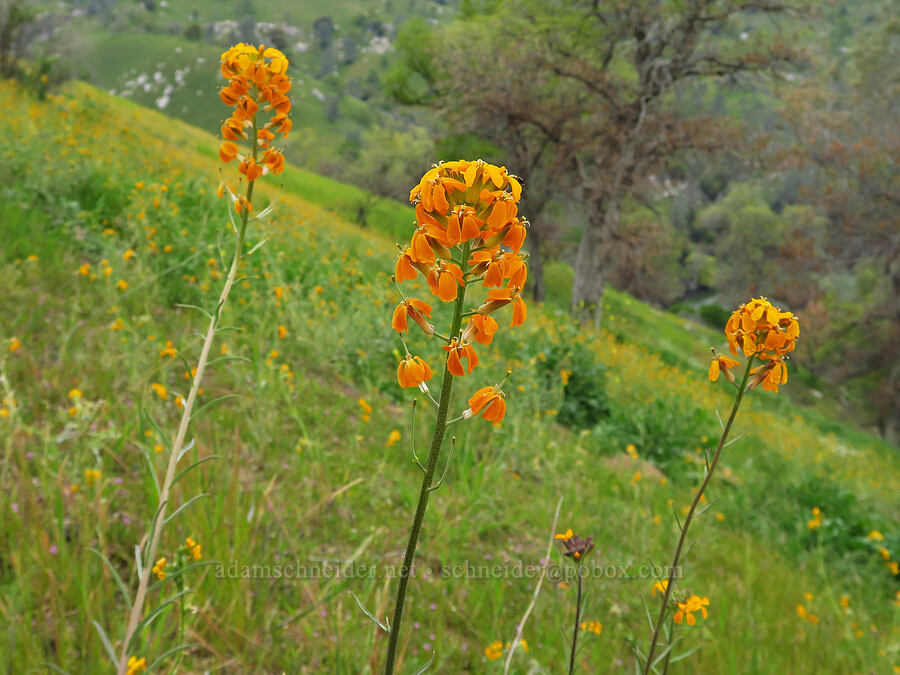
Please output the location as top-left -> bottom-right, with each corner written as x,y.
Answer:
216,44 -> 291,211
710,297 -> 800,393
392,160 -> 530,424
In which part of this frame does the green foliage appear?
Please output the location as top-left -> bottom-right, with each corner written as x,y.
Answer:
699,303 -> 731,329
535,327 -> 610,429
381,18 -> 437,105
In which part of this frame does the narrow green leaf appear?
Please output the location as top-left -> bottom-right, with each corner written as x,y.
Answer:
350,592 -> 389,633
138,446 -> 160,497
163,493 -> 211,525
146,643 -> 192,671
413,653 -> 436,674
91,620 -> 117,666
190,394 -> 240,420
87,548 -> 132,607
172,455 -> 220,486
126,589 -> 193,651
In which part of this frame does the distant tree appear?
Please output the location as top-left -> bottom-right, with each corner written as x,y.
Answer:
777,3 -> 899,438
432,0 -> 801,324
381,18 -> 438,106
184,22 -> 203,42
0,0 -> 35,78
312,16 -> 335,50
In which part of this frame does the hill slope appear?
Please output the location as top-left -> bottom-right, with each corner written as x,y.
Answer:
0,80 -> 898,673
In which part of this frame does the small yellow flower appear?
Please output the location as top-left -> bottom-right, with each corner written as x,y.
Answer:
631,471 -> 642,484
867,530 -> 885,541
554,529 -> 574,541
483,640 -> 503,661
652,579 -> 669,596
78,263 -> 91,276
160,341 -> 177,358
580,620 -> 602,635
807,507 -> 823,530
8,337 -> 21,352
117,280 -> 129,290
109,318 -> 125,331
84,469 -> 101,486
123,249 -> 136,261
560,368 -> 572,386
387,430 -> 402,447
126,656 -> 147,675
626,443 -> 638,459
68,388 -> 83,400
153,444 -> 164,454
359,398 -> 372,422
278,324 -> 287,339
152,557 -> 167,580
185,537 -> 202,560
151,383 -> 168,400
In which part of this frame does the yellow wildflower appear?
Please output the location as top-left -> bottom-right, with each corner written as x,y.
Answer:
150,383 -> 168,400
126,656 -> 146,675
152,557 -> 166,580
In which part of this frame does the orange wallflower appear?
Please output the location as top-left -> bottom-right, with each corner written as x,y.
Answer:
674,595 -> 709,626
443,339 -> 478,376
218,141 -> 238,163
464,386 -> 506,425
426,262 -> 464,302
462,314 -> 498,345
391,299 -> 434,335
217,43 -> 292,207
397,354 -> 434,390
708,354 -> 741,383
725,297 -> 799,361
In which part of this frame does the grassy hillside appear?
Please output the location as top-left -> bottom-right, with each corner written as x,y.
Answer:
0,79 -> 898,674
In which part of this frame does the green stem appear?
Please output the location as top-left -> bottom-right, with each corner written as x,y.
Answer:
568,562 -> 584,675
642,357 -> 754,675
383,244 -> 470,675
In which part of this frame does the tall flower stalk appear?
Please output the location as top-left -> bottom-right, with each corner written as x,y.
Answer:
381,161 -> 530,673
112,43 -> 291,674
641,297 -> 800,674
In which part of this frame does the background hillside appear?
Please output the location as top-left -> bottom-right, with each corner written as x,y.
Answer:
18,0 -> 895,437
0,73 -> 898,672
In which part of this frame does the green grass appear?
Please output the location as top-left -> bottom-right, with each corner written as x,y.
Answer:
0,78 -> 897,674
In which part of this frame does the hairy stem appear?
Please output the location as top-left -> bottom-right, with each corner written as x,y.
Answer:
383,245 -> 470,674
642,358 -> 753,674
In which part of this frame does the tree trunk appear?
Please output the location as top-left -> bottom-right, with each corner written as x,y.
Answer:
571,208 -> 607,326
526,212 -> 546,303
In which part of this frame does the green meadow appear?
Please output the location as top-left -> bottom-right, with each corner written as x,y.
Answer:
0,78 -> 898,674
